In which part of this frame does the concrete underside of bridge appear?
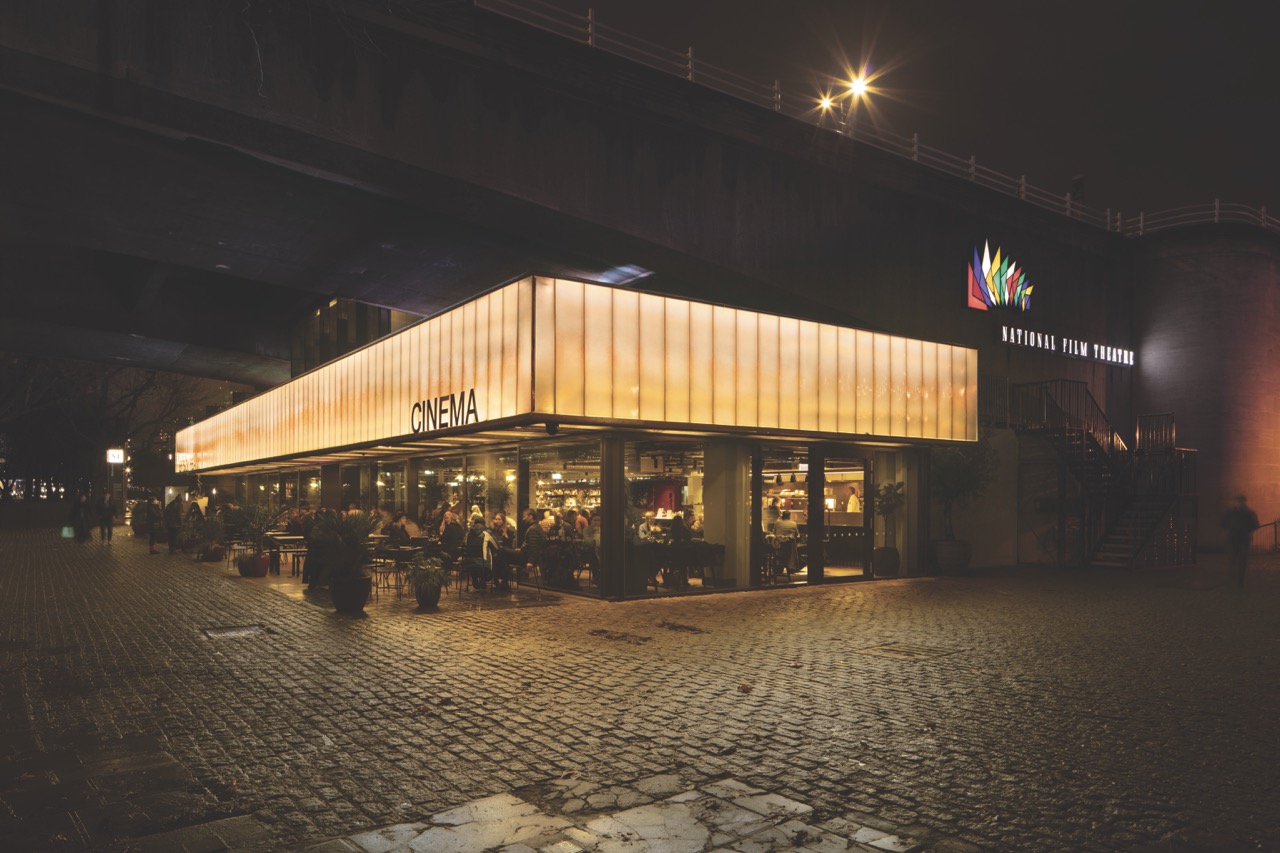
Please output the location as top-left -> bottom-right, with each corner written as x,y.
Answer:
0,0 -> 1101,387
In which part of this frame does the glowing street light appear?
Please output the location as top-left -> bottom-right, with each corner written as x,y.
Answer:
817,69 -> 877,135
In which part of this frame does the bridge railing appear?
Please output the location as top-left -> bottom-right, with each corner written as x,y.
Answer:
473,0 -> 1279,240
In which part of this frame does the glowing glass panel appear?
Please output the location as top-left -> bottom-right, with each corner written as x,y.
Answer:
176,277 -> 978,472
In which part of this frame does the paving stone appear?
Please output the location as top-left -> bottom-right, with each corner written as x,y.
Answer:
413,794 -> 571,851
853,827 -> 889,844
585,800 -> 711,852
731,791 -> 814,819
701,779 -> 766,799
348,821 -> 429,853
867,834 -> 917,852
2,531 -> 1278,853
303,841 -> 359,853
730,819 -> 848,852
634,773 -> 685,797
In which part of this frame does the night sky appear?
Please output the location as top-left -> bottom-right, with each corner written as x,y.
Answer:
543,0 -> 1276,216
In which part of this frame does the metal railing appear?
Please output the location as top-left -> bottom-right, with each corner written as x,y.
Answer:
1136,413 -> 1176,452
1011,380 -> 1128,458
1132,495 -> 1197,569
474,0 -> 1279,240
1252,519 -> 1280,553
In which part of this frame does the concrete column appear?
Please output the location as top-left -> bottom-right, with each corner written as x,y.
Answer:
320,464 -> 341,511
599,436 -> 626,599
806,446 -> 825,584
406,458 -> 420,520
703,439 -> 751,588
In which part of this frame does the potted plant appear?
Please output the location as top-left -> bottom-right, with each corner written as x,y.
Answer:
197,516 -> 226,562
236,503 -> 284,577
930,435 -> 998,572
404,552 -> 447,610
873,481 -> 906,576
309,510 -> 382,615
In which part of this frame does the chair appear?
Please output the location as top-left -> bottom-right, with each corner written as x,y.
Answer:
441,554 -> 470,597
225,538 -> 254,568
369,554 -> 401,600
771,539 -> 799,582
518,559 -> 543,598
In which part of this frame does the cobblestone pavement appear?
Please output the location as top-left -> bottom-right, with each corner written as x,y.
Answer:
1,527 -> 1278,852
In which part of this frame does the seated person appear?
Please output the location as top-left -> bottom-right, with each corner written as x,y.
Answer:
386,511 -> 412,545
561,509 -> 581,541
438,511 -> 464,560
668,513 -> 693,545
581,513 -> 602,559
772,510 -> 800,541
771,510 -> 800,574
519,507 -> 547,572
461,515 -> 498,590
490,512 -> 520,586
637,512 -> 659,542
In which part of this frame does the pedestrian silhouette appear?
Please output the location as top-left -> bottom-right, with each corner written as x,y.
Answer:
1220,494 -> 1259,587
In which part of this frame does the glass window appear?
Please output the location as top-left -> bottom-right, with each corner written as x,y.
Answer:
760,445 -> 809,586
464,449 -> 519,520
522,440 -> 602,597
417,456 -> 465,532
339,464 -> 372,512
376,462 -> 406,514
300,470 -> 321,509
623,439 -> 735,596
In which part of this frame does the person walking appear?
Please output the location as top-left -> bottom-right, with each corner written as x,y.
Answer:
97,493 -> 117,542
1221,494 -> 1260,588
68,493 -> 92,543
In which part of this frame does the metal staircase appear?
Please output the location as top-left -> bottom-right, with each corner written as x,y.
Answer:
1005,382 -> 1195,568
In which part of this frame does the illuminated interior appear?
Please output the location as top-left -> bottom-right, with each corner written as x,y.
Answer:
177,276 -> 978,474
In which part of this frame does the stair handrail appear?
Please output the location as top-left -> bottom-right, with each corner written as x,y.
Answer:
1010,380 -> 1129,457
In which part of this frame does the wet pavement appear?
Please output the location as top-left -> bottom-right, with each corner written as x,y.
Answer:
1,527 -> 1278,851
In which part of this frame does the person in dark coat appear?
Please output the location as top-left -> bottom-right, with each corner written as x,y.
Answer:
1221,494 -> 1260,587
68,494 -> 92,543
489,512 -> 519,591
163,496 -> 184,554
438,511 -> 464,561
520,507 -> 546,567
97,493 -> 117,542
145,497 -> 163,554
461,515 -> 497,590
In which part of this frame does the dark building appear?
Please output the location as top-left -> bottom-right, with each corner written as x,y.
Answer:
2,1 -> 1274,585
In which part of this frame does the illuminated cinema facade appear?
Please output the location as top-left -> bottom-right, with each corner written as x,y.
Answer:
178,276 -> 979,597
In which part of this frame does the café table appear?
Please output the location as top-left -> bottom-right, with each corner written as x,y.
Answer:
266,533 -> 307,576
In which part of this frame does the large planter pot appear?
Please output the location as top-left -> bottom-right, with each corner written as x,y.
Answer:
331,575 -> 373,615
238,554 -> 270,577
200,545 -> 226,562
413,582 -> 443,610
933,539 -> 972,573
873,546 -> 900,577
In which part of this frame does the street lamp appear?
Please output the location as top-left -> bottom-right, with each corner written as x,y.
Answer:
817,70 -> 875,136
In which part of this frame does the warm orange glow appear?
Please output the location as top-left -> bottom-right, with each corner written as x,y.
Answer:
176,277 -> 978,472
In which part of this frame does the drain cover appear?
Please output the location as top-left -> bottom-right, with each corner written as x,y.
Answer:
854,642 -> 954,660
203,625 -> 270,639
